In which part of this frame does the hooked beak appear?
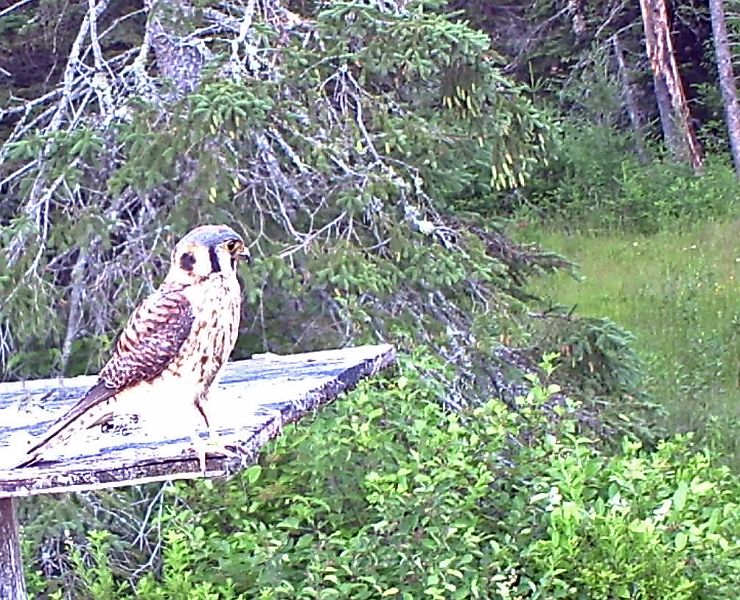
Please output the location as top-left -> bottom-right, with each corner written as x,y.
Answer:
237,246 -> 251,264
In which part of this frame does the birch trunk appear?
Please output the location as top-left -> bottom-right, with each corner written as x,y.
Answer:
0,498 -> 26,600
708,0 -> 740,179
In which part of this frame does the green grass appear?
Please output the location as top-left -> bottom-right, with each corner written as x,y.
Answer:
521,219 -> 739,468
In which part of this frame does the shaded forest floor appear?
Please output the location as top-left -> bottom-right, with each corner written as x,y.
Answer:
522,218 -> 739,469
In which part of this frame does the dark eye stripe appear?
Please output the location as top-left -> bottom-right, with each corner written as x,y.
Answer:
208,246 -> 221,273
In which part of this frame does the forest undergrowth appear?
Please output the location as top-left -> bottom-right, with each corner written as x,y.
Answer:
23,352 -> 740,599
3,0 -> 740,596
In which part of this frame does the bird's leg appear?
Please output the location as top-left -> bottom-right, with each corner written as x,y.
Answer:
189,434 -> 239,475
190,397 -> 239,474
190,435 -> 209,475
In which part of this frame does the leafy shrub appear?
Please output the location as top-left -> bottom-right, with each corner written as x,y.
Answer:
29,351 -> 739,599
520,123 -> 739,232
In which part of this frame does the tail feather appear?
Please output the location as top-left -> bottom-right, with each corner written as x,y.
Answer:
17,381 -> 118,467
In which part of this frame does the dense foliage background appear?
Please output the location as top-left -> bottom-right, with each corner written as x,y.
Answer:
1,0 -> 738,598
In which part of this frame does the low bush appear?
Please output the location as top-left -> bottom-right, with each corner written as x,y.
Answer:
27,351 -> 739,599
519,124 -> 738,233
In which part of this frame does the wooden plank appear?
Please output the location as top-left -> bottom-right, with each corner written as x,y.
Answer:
0,498 -> 27,600
0,344 -> 395,498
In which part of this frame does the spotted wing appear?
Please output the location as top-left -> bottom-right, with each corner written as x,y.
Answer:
98,288 -> 195,391
26,288 -> 195,455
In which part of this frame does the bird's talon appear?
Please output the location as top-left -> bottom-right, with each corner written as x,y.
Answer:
187,437 -> 241,475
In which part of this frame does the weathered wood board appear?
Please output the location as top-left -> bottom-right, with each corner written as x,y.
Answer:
0,344 -> 395,498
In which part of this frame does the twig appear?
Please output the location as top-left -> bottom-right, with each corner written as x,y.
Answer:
0,0 -> 36,20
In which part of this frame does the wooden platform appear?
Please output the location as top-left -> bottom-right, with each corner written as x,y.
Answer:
0,344 -> 396,497
0,343 -> 395,599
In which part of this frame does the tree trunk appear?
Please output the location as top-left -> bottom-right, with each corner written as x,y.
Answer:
145,0 -> 209,98
708,0 -> 740,179
0,498 -> 27,600
612,34 -> 649,163
638,0 -> 704,172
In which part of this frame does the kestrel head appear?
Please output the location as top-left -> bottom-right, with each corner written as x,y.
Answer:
166,224 -> 250,283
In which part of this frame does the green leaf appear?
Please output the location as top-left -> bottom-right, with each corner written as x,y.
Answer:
690,479 -> 715,495
673,481 -> 689,512
674,532 -> 688,552
244,465 -> 262,484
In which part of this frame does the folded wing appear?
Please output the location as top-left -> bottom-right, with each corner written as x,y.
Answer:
23,288 -> 195,460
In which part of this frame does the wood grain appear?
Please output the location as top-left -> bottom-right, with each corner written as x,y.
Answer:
0,344 -> 396,498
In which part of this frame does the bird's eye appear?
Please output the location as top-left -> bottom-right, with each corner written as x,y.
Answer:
225,240 -> 239,252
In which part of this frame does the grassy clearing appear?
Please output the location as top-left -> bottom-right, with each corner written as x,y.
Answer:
521,219 -> 739,468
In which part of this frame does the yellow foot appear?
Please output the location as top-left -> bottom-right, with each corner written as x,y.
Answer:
188,435 -> 240,475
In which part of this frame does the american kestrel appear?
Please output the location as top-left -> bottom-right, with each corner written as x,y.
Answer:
19,224 -> 250,470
